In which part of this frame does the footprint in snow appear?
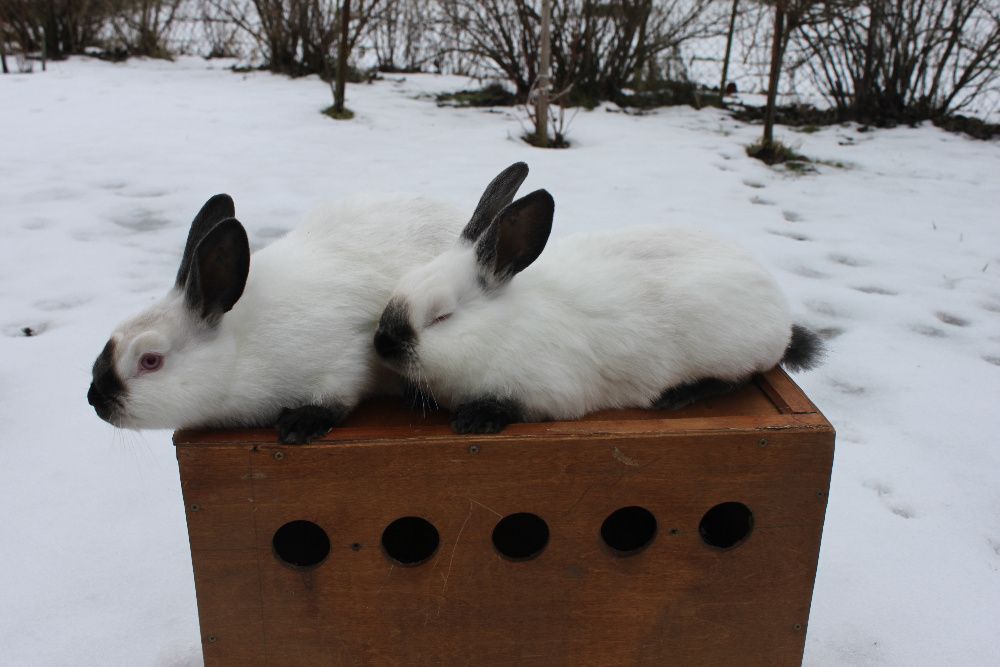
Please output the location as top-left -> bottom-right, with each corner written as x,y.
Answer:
767,229 -> 810,241
863,480 -> 916,519
935,311 -> 969,327
21,217 -> 52,230
111,207 -> 172,232
742,179 -> 766,189
750,195 -> 775,206
828,252 -> 868,267
989,538 -> 1000,556
911,324 -> 947,338
982,355 -> 1000,367
852,285 -> 898,296
790,266 -> 828,279
829,378 -> 866,395
782,210 -> 804,222
116,187 -> 171,199
980,300 -> 1000,314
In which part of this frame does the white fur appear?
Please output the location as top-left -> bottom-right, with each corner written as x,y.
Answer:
387,226 -> 793,421
105,194 -> 463,429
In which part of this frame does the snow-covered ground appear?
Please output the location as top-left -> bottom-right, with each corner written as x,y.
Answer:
1,56 -> 999,666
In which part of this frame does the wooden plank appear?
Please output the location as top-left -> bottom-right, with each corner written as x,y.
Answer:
175,369 -> 814,446
174,369 -> 804,445
757,367 -> 821,415
176,446 -> 266,663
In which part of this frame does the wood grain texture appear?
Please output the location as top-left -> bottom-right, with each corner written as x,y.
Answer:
175,369 -> 834,666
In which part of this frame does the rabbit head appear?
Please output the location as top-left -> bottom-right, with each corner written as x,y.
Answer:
373,163 -> 554,379
87,194 -> 250,429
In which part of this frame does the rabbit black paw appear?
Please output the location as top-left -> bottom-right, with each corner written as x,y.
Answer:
653,378 -> 741,411
450,397 -> 523,434
276,404 -> 349,444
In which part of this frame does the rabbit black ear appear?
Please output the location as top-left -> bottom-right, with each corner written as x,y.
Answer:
461,162 -> 530,242
184,218 -> 250,324
476,189 -> 553,284
177,194 -> 236,287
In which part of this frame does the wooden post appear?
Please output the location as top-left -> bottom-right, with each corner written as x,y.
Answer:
535,0 -> 552,147
720,0 -> 740,96
333,0 -> 351,114
763,2 -> 786,149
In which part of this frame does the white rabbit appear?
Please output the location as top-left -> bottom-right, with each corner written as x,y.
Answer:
87,164 -> 531,443
374,182 -> 824,434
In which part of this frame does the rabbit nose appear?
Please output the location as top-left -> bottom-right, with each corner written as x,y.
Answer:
374,328 -> 405,359
87,382 -> 101,407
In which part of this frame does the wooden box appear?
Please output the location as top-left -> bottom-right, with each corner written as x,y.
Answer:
175,368 -> 834,666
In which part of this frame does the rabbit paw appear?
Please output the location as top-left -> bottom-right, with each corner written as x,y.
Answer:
276,403 -> 349,444
653,378 -> 741,411
450,397 -> 523,434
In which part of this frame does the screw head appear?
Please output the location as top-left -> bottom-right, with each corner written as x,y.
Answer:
668,528 -> 680,536
758,437 -> 768,448
793,623 -> 803,632
206,635 -> 218,643
190,504 -> 200,512
273,451 -> 285,461
468,444 -> 480,455
351,542 -> 362,552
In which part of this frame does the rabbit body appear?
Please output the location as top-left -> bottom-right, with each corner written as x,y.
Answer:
411,226 -> 793,422
89,193 -> 463,437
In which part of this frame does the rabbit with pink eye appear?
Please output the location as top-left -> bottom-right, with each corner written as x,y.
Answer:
86,178 -> 498,443
374,184 -> 824,434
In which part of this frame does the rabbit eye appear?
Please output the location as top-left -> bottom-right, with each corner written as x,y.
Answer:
430,313 -> 452,326
139,353 -> 163,372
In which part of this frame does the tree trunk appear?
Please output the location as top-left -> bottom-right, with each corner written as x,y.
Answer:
535,0 -> 552,147
720,0 -> 740,95
333,0 -> 350,113
856,0 -> 882,119
763,3 -> 785,149
1,37 -> 9,74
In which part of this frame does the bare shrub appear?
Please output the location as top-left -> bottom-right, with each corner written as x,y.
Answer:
211,0 -> 385,77
369,0 -> 441,72
106,0 -> 184,58
440,0 -> 721,104
796,0 -> 1000,122
0,0 -> 110,60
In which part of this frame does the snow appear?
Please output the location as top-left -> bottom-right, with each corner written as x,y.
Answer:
2,56 -> 999,666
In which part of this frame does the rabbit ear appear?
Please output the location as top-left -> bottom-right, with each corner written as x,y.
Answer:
177,194 -> 236,287
184,218 -> 250,325
461,162 -> 529,242
475,189 -> 553,285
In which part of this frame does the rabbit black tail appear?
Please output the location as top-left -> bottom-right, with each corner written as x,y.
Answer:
781,325 -> 825,372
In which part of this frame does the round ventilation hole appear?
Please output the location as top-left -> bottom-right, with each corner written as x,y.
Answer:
699,502 -> 754,549
381,516 -> 440,566
600,506 -> 657,556
272,520 -> 331,569
492,512 -> 550,561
